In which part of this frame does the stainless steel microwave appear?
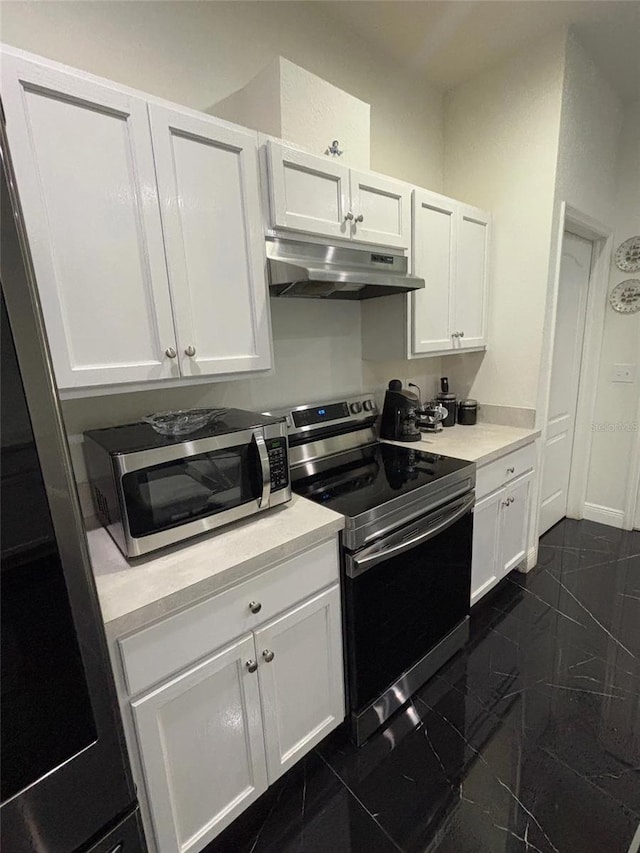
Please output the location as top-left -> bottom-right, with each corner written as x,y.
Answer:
83,409 -> 291,558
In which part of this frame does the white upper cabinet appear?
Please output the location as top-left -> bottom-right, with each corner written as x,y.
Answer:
267,141 -> 410,249
349,170 -> 410,250
149,106 -> 272,377
267,142 -> 351,239
452,204 -> 490,350
411,192 -> 490,355
412,190 -> 456,354
1,53 -> 178,389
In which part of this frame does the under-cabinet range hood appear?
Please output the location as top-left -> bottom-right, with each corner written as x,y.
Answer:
267,238 -> 425,300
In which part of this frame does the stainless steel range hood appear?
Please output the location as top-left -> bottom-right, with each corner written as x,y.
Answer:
267,237 -> 425,300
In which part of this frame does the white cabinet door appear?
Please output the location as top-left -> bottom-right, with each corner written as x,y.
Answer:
411,189 -> 457,354
350,170 -> 410,249
267,141 -> 351,239
452,204 -> 490,350
500,472 -> 533,576
1,54 -> 178,389
471,490 -> 502,605
132,634 -> 267,853
254,585 -> 344,783
150,107 -> 272,378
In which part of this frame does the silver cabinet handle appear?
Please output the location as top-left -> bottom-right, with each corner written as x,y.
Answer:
345,211 -> 354,221
509,496 -> 515,505
459,331 -> 465,338
507,466 -> 515,474
184,345 -> 196,357
165,347 -> 177,359
451,331 -> 459,338
355,213 -> 364,223
262,650 -> 275,663
503,496 -> 514,507
249,600 -> 262,614
245,660 -> 258,673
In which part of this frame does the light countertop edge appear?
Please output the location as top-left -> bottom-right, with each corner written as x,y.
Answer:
87,494 -> 345,640
382,423 -> 541,467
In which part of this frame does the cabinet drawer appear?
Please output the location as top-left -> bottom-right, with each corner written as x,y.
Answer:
119,538 -> 339,696
476,442 -> 536,499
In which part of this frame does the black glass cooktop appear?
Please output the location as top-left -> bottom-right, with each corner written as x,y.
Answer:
292,443 -> 473,519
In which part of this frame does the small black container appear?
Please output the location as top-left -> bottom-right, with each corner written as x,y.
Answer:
435,377 -> 457,427
458,399 -> 478,425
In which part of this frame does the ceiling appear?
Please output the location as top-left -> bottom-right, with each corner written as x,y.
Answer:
318,1 -> 640,104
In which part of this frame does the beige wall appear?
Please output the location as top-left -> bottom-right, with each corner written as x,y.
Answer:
0,0 -> 443,189
584,100 -> 639,515
441,30 -> 566,410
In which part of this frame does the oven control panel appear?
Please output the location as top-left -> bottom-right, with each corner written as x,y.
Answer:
266,395 -> 379,439
266,436 -> 289,491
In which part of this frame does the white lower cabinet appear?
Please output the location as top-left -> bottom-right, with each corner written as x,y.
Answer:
471,491 -> 501,606
132,634 -> 268,853
123,541 -> 344,853
255,586 -> 344,782
471,448 -> 535,606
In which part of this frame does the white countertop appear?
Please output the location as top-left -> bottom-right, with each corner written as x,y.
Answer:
383,422 -> 540,466
87,494 -> 344,638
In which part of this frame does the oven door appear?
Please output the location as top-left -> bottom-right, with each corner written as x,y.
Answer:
116,428 -> 271,555
343,492 -> 474,730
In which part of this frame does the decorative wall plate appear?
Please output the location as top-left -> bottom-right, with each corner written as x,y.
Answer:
609,279 -> 640,313
615,236 -> 640,272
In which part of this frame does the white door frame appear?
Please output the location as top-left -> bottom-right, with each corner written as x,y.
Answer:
535,202 -> 613,536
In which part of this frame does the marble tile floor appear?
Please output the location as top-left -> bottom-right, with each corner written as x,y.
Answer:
204,518 -> 640,853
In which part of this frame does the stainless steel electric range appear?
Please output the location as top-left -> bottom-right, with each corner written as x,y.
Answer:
267,394 -> 476,745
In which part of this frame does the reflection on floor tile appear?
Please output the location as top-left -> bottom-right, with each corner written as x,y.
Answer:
205,519 -> 640,853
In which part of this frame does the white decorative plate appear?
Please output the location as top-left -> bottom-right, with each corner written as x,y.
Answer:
615,236 -> 640,272
609,279 -> 640,314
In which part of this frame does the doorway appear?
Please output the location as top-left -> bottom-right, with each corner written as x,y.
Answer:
539,231 -> 592,535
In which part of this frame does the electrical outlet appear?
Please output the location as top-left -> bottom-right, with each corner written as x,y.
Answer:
611,363 -> 636,383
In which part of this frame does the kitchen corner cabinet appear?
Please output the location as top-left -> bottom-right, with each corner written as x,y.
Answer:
471,445 -> 535,605
1,50 -> 271,391
412,190 -> 490,354
267,140 -> 410,250
118,540 -> 344,853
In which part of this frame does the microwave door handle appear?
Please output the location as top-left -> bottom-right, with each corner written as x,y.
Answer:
253,433 -> 271,508
348,492 -> 475,577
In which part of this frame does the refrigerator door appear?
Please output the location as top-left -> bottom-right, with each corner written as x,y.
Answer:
1,126 -> 141,850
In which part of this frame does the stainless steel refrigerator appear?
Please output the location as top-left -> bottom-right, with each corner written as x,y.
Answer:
1,123 -> 146,852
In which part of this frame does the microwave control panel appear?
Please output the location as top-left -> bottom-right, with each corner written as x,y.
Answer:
266,437 -> 289,491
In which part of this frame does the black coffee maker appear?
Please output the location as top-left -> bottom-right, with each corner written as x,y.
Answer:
379,380 -> 422,443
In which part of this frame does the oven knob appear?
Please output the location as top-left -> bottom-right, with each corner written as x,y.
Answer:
350,401 -> 363,414
363,399 -> 374,411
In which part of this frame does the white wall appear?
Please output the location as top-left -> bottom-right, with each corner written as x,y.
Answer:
584,100 -> 640,515
0,0 -> 443,189
441,30 -> 567,410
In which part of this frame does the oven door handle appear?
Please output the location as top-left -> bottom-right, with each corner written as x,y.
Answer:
347,492 -> 475,577
253,432 -> 271,508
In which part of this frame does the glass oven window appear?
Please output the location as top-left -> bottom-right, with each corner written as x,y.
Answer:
122,443 -> 261,538
345,508 -> 472,712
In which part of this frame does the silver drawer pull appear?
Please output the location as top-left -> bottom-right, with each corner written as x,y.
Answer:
507,466 -> 515,474
249,601 -> 262,614
184,345 -> 196,357
245,660 -> 258,673
262,649 -> 275,663
165,347 -> 177,359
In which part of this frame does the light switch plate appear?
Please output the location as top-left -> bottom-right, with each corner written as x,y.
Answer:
611,363 -> 636,383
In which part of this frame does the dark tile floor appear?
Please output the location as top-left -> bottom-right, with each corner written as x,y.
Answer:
205,519 -> 640,853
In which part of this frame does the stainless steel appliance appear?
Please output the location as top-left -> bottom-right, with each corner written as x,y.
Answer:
267,237 -> 425,299
84,411 -> 291,558
1,127 -> 145,852
268,395 -> 475,745
379,379 -> 422,442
